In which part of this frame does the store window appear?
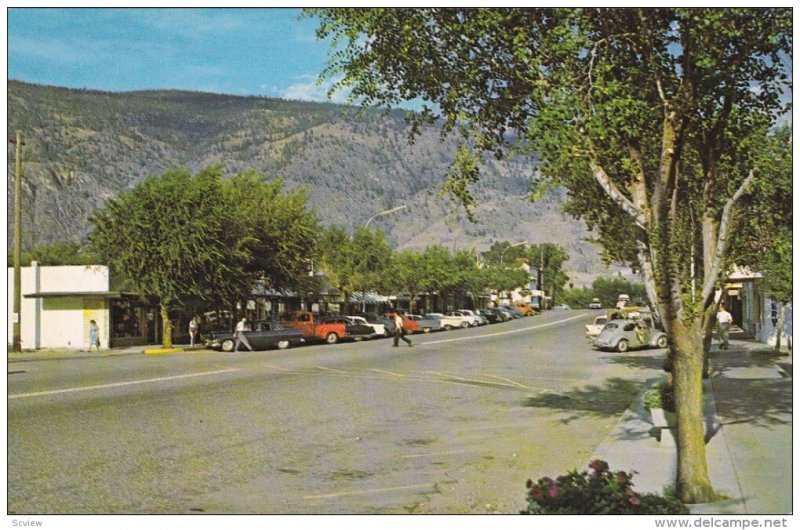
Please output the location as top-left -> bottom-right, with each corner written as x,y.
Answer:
111,298 -> 143,338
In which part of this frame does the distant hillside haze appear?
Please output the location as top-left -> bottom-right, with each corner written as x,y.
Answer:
6,80 -> 618,281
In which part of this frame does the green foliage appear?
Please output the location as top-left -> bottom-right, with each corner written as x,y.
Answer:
591,277 -> 647,308
522,460 -> 688,514
88,166 -> 244,306
318,226 -> 392,308
560,287 -> 595,309
643,380 -> 676,412
729,125 -> 792,303
9,241 -> 98,266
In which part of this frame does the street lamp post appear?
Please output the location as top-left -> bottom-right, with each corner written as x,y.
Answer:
500,240 -> 527,266
365,205 -> 407,228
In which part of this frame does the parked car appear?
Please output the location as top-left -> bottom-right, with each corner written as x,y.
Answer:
364,315 -> 395,337
384,312 -> 422,334
408,314 -> 443,333
495,307 -> 515,321
446,311 -> 476,328
498,304 -> 524,319
592,318 -> 668,352
346,316 -> 385,339
589,298 -> 603,310
555,304 -> 572,310
585,315 -> 609,340
206,320 -> 306,352
426,312 -> 466,330
514,302 -> 537,316
478,308 -> 503,323
454,309 -> 485,326
318,316 -> 375,341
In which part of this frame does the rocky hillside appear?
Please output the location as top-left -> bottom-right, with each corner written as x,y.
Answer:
6,80 -> 619,281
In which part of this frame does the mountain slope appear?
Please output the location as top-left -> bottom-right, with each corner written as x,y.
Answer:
6,80 -> 614,279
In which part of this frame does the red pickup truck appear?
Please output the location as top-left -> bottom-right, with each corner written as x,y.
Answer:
281,311 -> 347,344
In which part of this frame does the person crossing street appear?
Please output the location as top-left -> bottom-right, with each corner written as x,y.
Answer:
392,310 -> 413,348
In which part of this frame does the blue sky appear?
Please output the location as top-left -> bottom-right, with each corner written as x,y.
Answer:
8,7 -> 343,102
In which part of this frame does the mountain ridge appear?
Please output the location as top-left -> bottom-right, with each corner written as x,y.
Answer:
6,80 -> 617,283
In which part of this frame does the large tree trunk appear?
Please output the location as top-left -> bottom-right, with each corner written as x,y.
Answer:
671,317 -> 715,503
160,302 -> 173,349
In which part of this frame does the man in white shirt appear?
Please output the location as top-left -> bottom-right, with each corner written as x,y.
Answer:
392,310 -> 413,347
234,317 -> 253,352
716,305 -> 733,350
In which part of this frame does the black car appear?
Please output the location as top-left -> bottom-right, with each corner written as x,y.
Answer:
478,308 -> 502,323
317,316 -> 376,340
206,320 -> 305,352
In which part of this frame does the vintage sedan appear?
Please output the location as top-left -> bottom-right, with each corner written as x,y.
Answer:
585,315 -> 609,340
592,318 -> 668,352
318,316 -> 375,341
408,314 -> 443,333
346,316 -> 385,338
206,320 -> 306,352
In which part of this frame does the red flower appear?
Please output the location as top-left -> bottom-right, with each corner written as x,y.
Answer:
616,471 -> 630,485
589,459 -> 609,476
530,486 -> 545,502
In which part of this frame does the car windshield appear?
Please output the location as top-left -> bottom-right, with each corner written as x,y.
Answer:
603,323 -> 618,331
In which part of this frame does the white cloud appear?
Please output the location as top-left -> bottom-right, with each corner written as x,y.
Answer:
280,75 -> 349,103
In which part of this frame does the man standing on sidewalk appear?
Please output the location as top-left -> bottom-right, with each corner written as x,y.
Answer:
716,305 -> 733,350
392,310 -> 413,348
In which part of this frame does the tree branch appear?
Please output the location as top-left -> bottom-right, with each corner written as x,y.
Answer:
700,169 -> 757,303
587,157 -> 647,229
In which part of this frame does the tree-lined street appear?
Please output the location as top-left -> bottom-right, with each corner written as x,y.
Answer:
8,310 -> 670,514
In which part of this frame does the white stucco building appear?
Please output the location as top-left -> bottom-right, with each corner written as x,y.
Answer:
8,263 -> 150,350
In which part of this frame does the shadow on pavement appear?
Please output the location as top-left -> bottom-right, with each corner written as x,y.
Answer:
522,377 -> 643,424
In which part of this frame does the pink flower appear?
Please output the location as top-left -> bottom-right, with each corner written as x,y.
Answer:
548,483 -> 559,498
629,495 -> 641,506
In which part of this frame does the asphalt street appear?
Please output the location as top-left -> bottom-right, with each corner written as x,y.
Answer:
8,310 -> 670,514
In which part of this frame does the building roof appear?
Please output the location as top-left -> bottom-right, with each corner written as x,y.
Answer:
24,291 -> 138,299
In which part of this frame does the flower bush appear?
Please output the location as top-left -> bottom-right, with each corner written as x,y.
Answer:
521,460 -> 688,515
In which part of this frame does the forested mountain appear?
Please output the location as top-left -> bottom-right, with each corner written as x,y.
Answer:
6,80 -> 615,280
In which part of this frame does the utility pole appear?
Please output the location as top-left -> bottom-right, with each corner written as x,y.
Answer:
10,131 -> 24,353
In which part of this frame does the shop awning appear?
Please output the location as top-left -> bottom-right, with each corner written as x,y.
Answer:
349,292 -> 388,304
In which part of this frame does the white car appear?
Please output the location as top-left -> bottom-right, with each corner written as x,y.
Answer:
426,312 -> 467,330
585,315 -> 609,340
346,316 -> 384,338
455,309 -> 487,326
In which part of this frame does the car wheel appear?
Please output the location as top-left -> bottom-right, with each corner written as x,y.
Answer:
444,325 -> 453,331
617,339 -> 629,353
461,322 -> 469,328
276,340 -> 290,350
221,339 -> 235,352
326,332 -> 339,344
423,327 -> 432,333
656,335 -> 668,349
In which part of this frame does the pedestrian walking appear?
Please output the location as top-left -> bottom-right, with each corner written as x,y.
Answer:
188,315 -> 199,348
393,310 -> 413,348
233,317 -> 253,352
716,305 -> 733,350
88,319 -> 100,352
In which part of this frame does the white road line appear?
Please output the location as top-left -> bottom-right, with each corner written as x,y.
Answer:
303,483 -> 434,500
482,374 -> 531,389
401,449 -> 477,459
368,368 -> 406,377
315,366 -> 349,374
420,313 -> 589,345
8,369 -> 239,399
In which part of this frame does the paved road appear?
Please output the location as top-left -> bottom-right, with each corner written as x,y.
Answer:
8,310 -> 668,514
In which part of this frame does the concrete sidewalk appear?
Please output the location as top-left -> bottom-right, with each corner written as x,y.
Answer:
594,339 -> 792,514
